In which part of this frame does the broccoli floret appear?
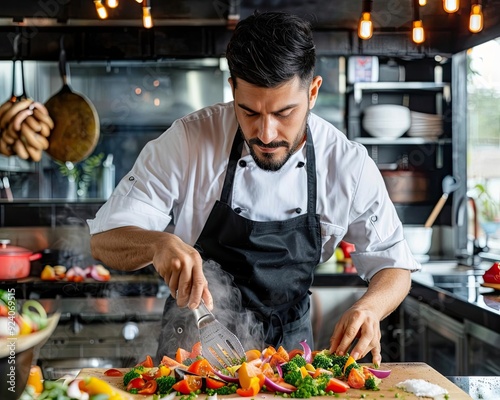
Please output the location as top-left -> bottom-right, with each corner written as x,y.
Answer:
134,365 -> 146,372
311,351 -> 349,375
312,373 -> 330,393
290,375 -> 327,398
311,353 -> 333,370
289,354 -> 307,368
123,370 -> 141,386
282,355 -> 308,386
283,369 -> 304,387
330,364 -> 343,378
364,376 -> 381,390
206,383 -> 238,395
282,355 -> 307,375
329,354 -> 349,370
156,376 -> 176,394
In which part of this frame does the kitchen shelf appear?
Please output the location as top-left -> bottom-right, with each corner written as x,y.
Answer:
351,81 -> 451,104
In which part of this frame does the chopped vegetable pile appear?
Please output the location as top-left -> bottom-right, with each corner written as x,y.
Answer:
116,340 -> 390,398
20,340 -> 392,399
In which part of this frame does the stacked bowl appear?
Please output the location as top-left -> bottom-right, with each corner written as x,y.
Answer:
362,105 -> 411,139
408,111 -> 443,138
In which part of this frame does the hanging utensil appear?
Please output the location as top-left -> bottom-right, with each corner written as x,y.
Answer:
192,300 -> 246,370
45,36 -> 100,163
424,175 -> 460,228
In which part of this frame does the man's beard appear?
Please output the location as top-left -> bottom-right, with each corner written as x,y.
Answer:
242,112 -> 309,172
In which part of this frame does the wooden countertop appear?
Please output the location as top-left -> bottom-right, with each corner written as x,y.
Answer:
78,363 -> 472,399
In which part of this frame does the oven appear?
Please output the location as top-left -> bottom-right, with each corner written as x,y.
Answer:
36,297 -> 165,379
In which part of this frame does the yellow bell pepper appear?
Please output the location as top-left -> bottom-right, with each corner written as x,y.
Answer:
343,355 -> 356,376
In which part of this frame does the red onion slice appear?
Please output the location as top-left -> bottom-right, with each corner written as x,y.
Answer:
211,369 -> 239,383
365,367 -> 391,378
263,377 -> 295,394
299,340 -> 312,363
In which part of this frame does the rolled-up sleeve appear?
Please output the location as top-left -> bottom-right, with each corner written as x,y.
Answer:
344,153 -> 421,281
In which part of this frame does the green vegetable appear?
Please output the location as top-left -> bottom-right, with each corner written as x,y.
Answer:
282,355 -> 308,386
290,374 -> 328,398
156,376 -> 176,394
311,352 -> 333,370
123,369 -> 141,386
364,375 -> 381,390
283,369 -> 303,386
311,350 -> 349,378
206,383 -> 238,395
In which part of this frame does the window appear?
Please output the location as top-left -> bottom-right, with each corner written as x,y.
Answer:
467,38 -> 500,255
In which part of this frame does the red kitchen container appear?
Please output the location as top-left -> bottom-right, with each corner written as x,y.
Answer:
0,239 -> 42,280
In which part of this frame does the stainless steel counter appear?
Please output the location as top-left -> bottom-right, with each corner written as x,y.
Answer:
447,377 -> 500,400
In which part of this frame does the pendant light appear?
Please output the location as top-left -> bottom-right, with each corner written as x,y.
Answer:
419,0 -> 427,5
469,2 -> 483,33
358,0 -> 373,40
94,0 -> 108,19
93,0 -> 152,28
142,0 -> 153,29
443,0 -> 460,13
412,0 -> 425,44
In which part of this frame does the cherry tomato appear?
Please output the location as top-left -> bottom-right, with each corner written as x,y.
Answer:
347,368 -> 366,389
138,379 -> 158,395
172,376 -> 203,394
126,377 -> 146,392
176,347 -> 191,364
206,377 -> 227,390
325,377 -> 349,393
136,355 -> 154,368
287,349 -> 304,359
142,367 -> 161,381
187,359 -> 212,376
104,368 -> 123,377
189,341 -> 203,359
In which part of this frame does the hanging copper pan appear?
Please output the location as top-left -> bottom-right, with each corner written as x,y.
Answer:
45,37 -> 99,163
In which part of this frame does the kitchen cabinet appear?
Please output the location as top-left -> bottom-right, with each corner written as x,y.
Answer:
464,320 -> 500,375
399,297 -> 466,376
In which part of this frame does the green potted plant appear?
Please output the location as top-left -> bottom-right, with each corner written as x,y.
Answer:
474,183 -> 500,236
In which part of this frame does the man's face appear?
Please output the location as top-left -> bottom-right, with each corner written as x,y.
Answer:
230,75 -> 322,171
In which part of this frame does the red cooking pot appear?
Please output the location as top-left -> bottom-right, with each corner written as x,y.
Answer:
0,240 -> 42,280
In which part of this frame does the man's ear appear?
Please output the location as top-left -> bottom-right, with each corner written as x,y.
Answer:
308,76 -> 323,109
228,77 -> 235,97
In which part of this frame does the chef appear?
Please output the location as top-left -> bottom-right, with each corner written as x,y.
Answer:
88,11 -> 420,365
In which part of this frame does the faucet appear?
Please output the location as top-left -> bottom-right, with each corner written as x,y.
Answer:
468,196 -> 489,257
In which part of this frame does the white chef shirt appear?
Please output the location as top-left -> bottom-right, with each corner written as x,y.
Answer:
87,102 -> 420,281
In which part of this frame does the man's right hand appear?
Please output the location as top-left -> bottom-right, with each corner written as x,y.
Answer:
152,233 -> 213,310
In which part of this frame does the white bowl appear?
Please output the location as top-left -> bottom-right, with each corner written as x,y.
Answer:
362,105 -> 411,139
403,225 -> 433,256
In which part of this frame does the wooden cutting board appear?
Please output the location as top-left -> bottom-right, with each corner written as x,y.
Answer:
78,363 -> 472,399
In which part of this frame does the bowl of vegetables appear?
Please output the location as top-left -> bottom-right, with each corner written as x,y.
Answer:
0,293 -> 60,400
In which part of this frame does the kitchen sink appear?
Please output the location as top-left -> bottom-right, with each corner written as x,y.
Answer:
414,261 -> 486,290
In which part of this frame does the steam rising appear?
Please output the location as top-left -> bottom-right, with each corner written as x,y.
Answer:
156,260 -> 265,360
203,260 -> 265,351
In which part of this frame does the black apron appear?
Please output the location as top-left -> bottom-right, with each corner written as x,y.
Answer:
156,127 -> 322,360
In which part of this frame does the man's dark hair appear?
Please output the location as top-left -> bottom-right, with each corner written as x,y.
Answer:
225,11 -> 316,89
